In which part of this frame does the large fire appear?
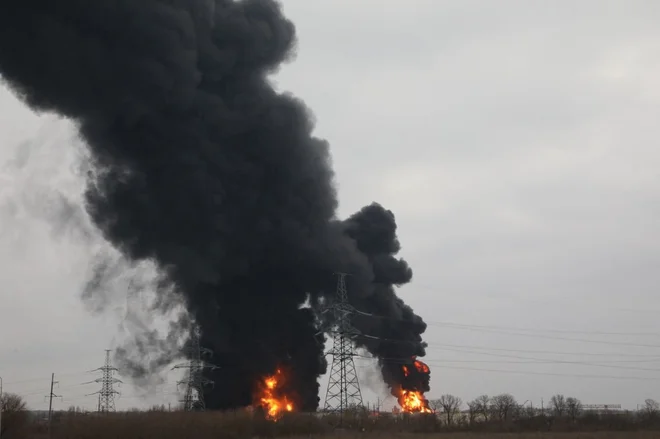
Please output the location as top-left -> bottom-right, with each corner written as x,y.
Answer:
255,368 -> 294,420
397,358 -> 432,413
398,389 -> 432,413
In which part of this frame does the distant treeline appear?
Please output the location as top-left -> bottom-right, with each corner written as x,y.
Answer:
423,393 -> 660,432
3,391 -> 660,439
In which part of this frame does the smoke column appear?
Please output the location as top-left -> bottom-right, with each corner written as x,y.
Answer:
0,0 -> 428,410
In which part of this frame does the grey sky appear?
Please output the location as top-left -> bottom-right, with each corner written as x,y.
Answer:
1,0 -> 660,411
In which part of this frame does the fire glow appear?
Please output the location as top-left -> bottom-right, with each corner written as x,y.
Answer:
255,369 -> 294,420
399,389 -> 432,413
397,358 -> 432,413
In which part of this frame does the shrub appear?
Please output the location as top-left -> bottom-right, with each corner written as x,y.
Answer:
1,393 -> 29,439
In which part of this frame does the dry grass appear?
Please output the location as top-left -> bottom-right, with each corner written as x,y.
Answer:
8,410 -> 658,439
47,427 -> 660,439
377,435 -> 660,439
404,435 -> 660,439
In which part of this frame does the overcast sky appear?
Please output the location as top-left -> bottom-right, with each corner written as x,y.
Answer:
1,0 -> 660,412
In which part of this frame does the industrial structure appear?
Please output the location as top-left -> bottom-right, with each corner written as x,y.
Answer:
86,350 -> 121,413
323,273 -> 364,420
173,326 -> 217,411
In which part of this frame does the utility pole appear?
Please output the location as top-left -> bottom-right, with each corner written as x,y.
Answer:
173,326 -> 218,411
46,373 -> 60,438
86,350 -> 122,413
323,272 -> 364,425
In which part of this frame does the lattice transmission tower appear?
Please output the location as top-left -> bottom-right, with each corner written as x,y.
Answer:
173,326 -> 217,411
87,350 -> 121,413
323,272 -> 364,417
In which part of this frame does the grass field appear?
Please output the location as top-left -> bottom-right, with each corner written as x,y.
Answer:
409,435 -> 660,439
334,435 -> 660,439
3,406 -> 659,439
26,411 -> 659,439
45,430 -> 660,439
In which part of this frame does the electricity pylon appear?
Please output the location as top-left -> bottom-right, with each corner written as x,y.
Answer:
86,350 -> 121,413
323,273 -> 364,422
173,326 -> 217,411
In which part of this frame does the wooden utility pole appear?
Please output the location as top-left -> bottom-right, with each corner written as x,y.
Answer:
46,373 -> 60,438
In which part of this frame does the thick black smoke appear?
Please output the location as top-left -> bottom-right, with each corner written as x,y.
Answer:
0,0 -> 427,410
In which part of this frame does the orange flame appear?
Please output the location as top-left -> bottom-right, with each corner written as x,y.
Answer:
398,389 -> 432,413
414,360 -> 429,374
255,369 -> 294,420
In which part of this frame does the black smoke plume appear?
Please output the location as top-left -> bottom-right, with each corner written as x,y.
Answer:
0,0 -> 428,410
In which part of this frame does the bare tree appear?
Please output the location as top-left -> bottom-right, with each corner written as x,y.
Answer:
66,405 -> 86,416
473,394 -> 491,421
641,399 -> 660,420
550,394 -> 567,417
512,402 -> 531,420
437,394 -> 462,426
467,400 -> 479,424
490,394 -> 517,422
0,393 -> 28,437
428,399 -> 443,414
0,393 -> 26,413
519,402 -> 535,420
566,397 -> 582,422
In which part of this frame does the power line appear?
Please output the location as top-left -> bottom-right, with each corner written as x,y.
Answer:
329,308 -> 660,377
426,320 -> 660,338
340,325 -> 660,377
354,308 -> 660,337
346,310 -> 660,359
425,346 -> 660,373
422,363 -> 660,382
409,283 -> 660,315
353,309 -> 660,349
347,332 -> 660,374
424,342 -> 660,358
361,358 -> 660,366
428,325 -> 660,349
337,325 -> 660,353
10,383 -> 91,398
353,354 -> 660,381
2,371 -> 93,386
424,320 -> 660,336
